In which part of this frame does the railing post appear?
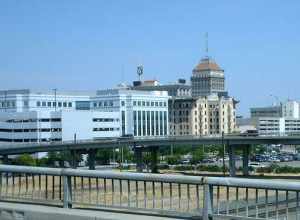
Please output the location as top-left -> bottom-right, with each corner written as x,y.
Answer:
63,172 -> 72,208
202,177 -> 213,220
0,172 -> 2,198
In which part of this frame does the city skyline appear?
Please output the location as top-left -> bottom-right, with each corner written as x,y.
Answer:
1,1 -> 300,116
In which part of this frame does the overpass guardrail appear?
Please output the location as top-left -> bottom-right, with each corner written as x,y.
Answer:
0,165 -> 299,219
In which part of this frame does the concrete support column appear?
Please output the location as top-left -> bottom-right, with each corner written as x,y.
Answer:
70,150 -> 77,169
2,155 -> 9,164
228,145 -> 236,177
134,147 -> 143,172
242,145 -> 250,176
88,149 -> 96,170
150,146 -> 158,173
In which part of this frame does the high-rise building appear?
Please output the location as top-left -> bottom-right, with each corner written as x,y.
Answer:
91,88 -> 169,137
169,94 -> 236,136
191,56 -> 226,97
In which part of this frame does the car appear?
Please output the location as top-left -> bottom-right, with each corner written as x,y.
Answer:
202,158 -> 215,163
269,157 -> 280,163
249,162 -> 266,169
180,159 -> 190,165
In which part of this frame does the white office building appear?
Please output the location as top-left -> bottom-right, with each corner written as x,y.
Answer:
0,90 -> 121,143
257,117 -> 300,136
282,101 -> 299,118
91,88 -> 170,137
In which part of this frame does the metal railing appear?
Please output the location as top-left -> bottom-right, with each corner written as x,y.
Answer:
0,165 -> 299,220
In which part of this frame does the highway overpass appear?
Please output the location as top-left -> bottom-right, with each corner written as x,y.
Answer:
0,135 -> 300,176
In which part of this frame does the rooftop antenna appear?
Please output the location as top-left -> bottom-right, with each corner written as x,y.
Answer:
137,64 -> 143,81
121,64 -> 125,83
205,32 -> 209,57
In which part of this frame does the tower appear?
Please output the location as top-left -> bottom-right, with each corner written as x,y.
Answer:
191,57 -> 225,97
191,33 -> 226,97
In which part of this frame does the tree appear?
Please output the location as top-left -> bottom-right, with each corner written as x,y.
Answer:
94,148 -> 113,165
165,155 -> 180,165
191,148 -> 205,164
14,154 -> 36,166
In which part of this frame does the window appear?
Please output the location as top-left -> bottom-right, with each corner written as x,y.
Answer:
47,102 -> 51,107
121,101 -> 125,106
93,102 -> 97,107
133,101 -> 136,106
151,102 -> 154,106
58,102 -> 62,107
104,101 -> 108,107
68,102 -> 72,107
138,101 -> 141,106
146,102 -> 150,106
109,101 -> 113,106
63,102 -> 67,107
24,101 -> 29,107
53,102 -> 57,107
99,102 -> 102,107
42,102 -> 46,107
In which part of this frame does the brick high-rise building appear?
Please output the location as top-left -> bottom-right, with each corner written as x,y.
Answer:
191,56 -> 226,97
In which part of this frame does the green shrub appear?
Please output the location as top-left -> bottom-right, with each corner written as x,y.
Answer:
196,165 -> 228,172
14,154 -> 36,166
275,166 -> 300,174
174,165 -> 194,171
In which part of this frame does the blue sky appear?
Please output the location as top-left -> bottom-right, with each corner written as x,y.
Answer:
0,1 -> 299,116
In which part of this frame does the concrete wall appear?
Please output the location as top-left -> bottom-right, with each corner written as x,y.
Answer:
0,202 -> 174,220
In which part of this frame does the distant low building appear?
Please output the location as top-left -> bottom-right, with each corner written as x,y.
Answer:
250,100 -> 300,135
0,89 -> 120,143
132,79 -> 191,97
250,106 -> 282,118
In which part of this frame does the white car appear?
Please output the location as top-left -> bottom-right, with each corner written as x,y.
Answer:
248,162 -> 266,169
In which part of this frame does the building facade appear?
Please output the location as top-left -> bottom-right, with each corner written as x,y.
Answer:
91,88 -> 169,137
251,100 -> 300,136
133,79 -> 191,97
0,89 -> 91,113
191,57 -> 226,97
0,90 -> 121,143
169,95 -> 236,136
250,106 -> 282,118
257,117 -> 300,136
0,110 -> 120,143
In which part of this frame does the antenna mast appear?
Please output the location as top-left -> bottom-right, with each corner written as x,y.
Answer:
137,65 -> 143,81
205,32 -> 209,57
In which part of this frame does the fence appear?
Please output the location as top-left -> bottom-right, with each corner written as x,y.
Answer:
0,165 -> 299,220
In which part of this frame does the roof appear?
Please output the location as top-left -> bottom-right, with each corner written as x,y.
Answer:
193,57 -> 223,72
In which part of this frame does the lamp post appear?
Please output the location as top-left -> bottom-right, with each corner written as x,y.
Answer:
222,131 -> 226,176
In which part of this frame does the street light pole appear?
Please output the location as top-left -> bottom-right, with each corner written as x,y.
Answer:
222,131 -> 226,176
